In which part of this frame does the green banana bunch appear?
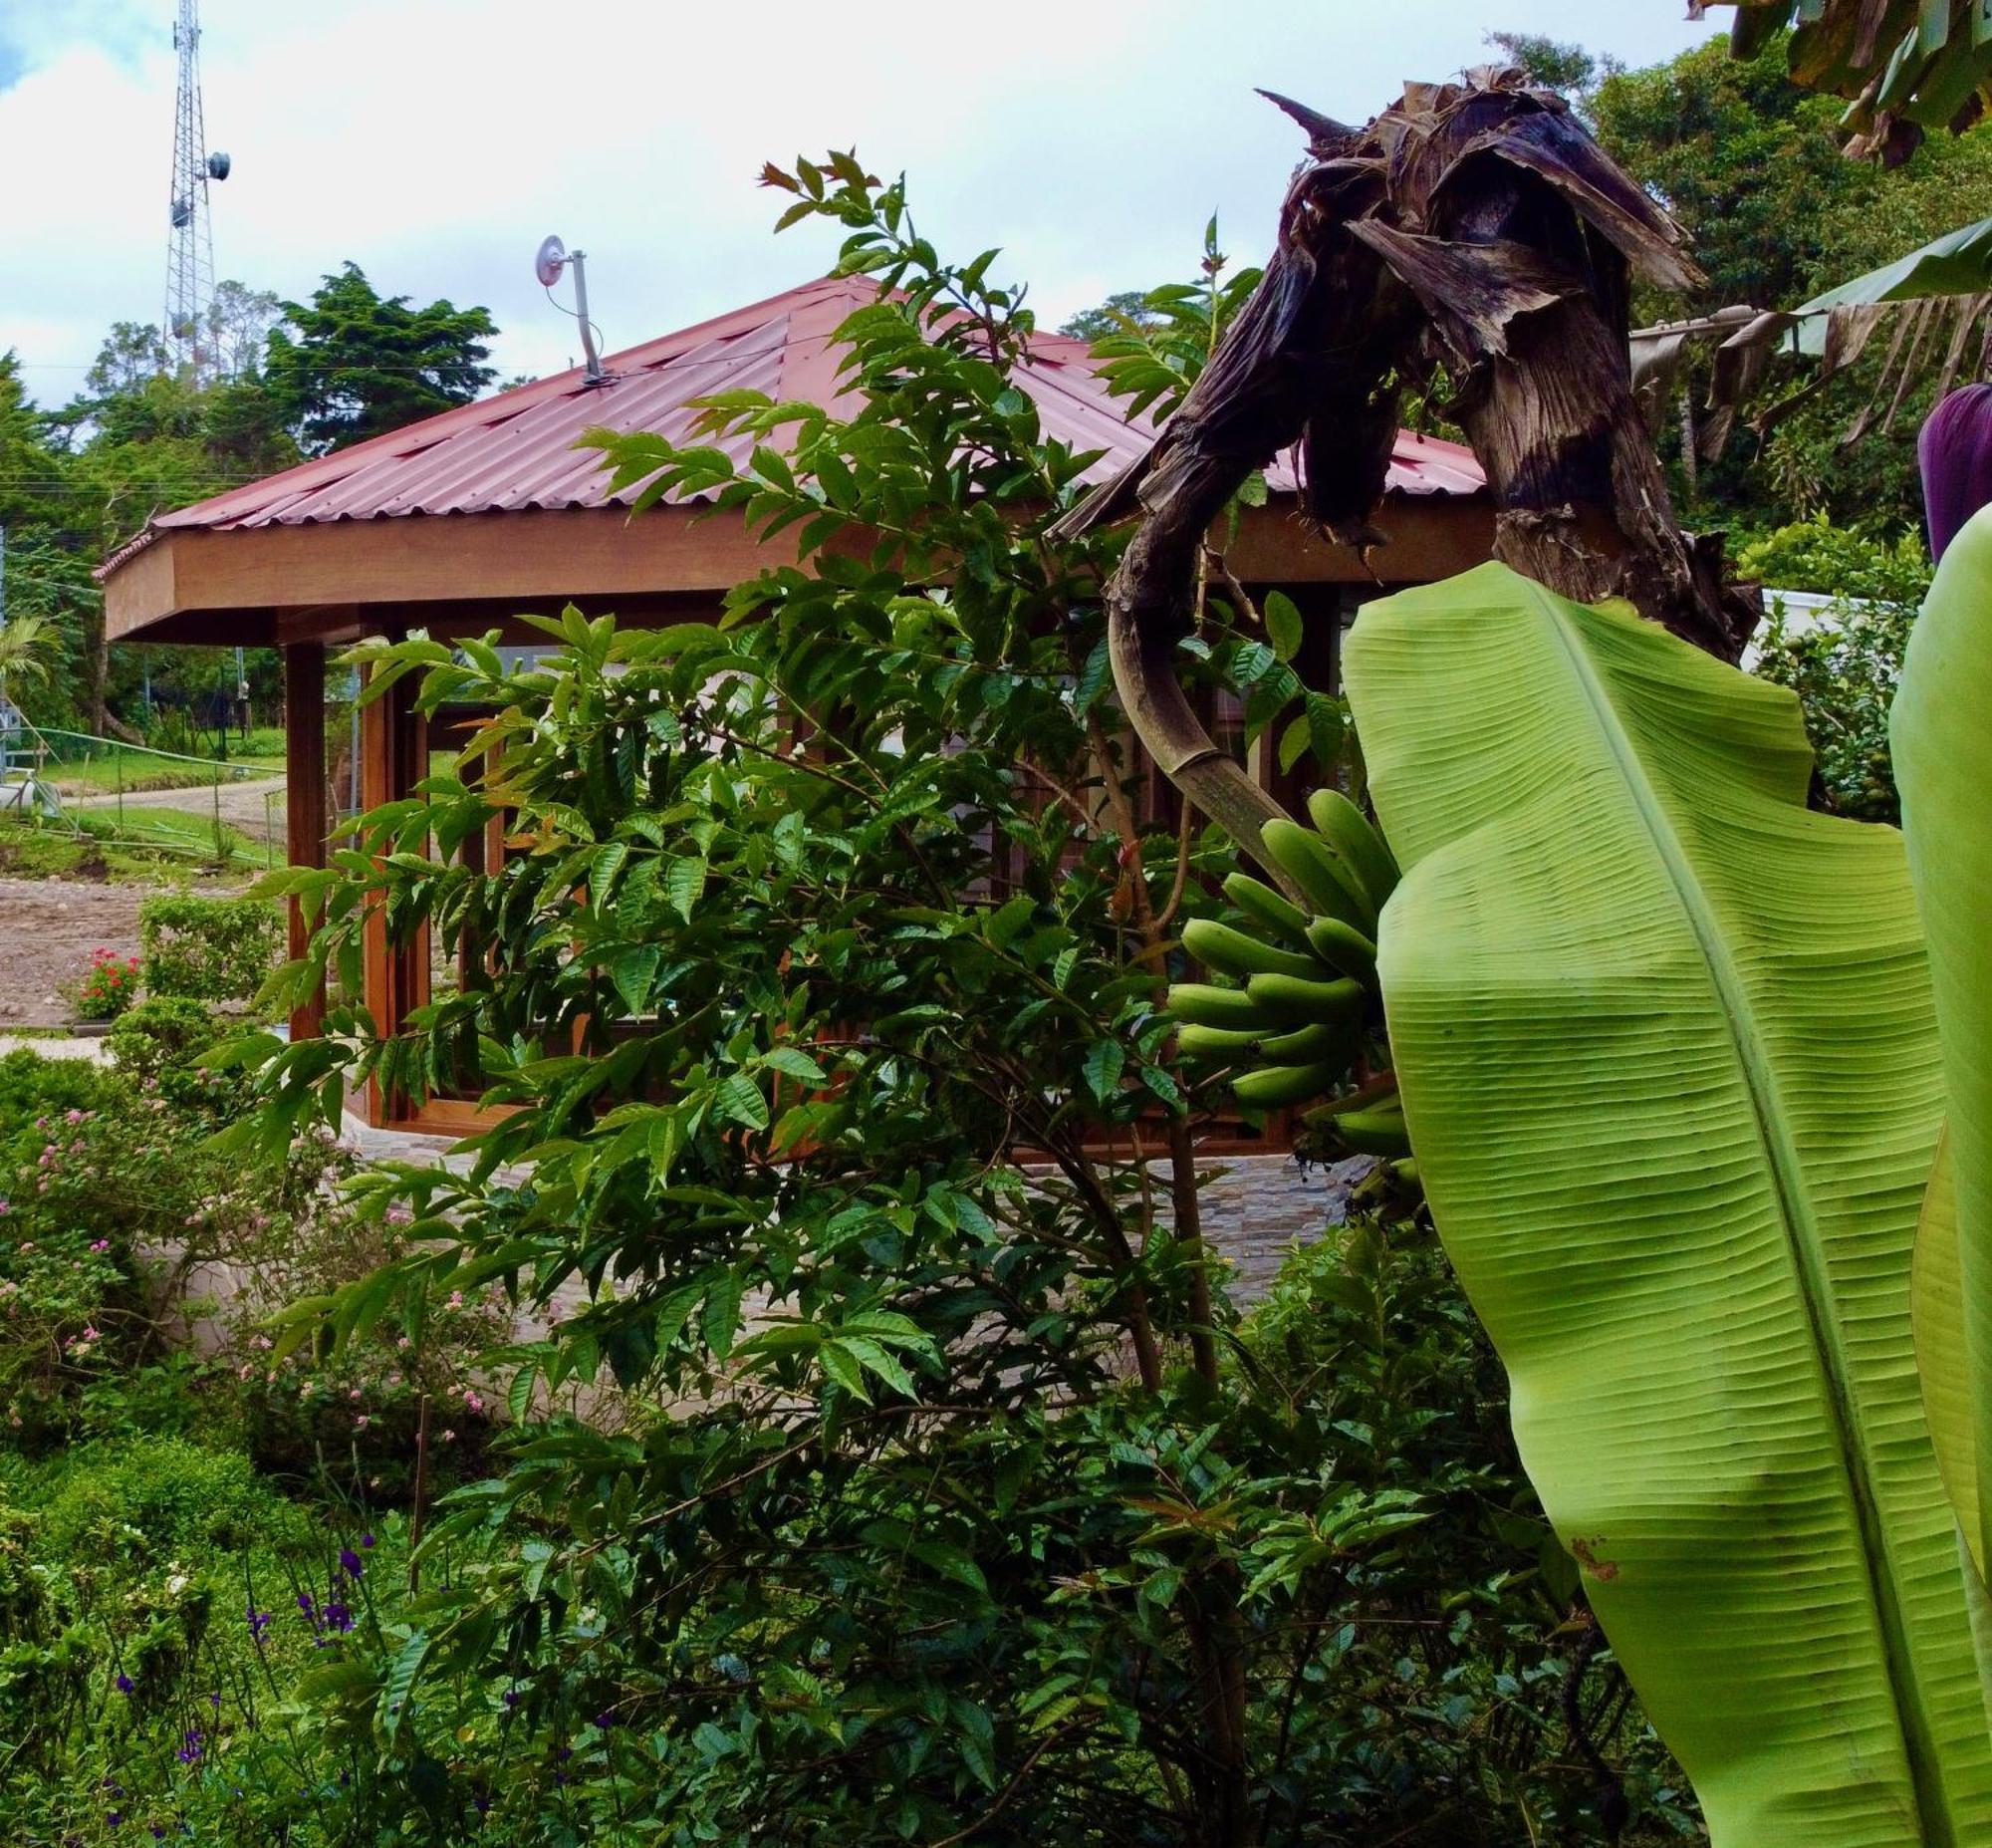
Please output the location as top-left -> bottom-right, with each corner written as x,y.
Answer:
1164,791 -> 1409,1171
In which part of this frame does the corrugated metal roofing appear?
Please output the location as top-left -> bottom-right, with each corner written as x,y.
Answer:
139,274 -> 1483,546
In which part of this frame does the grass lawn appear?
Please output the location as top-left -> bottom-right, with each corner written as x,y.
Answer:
46,756 -> 235,797
0,810 -> 270,879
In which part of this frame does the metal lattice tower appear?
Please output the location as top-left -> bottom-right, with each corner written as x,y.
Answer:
163,0 -> 215,380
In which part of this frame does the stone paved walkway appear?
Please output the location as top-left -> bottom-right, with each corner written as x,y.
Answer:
342,1114 -> 1353,1306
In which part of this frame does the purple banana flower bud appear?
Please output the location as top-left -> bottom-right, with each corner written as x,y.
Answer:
1919,384 -> 1992,562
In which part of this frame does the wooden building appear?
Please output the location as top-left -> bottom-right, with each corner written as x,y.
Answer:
100,275 -> 1492,1133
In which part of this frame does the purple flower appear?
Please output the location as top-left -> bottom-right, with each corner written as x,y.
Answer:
115,1672 -> 134,1695
176,1727 -> 203,1764
339,1546 -> 365,1578
323,1599 -> 354,1634
1920,384 -> 1992,561
594,1710 -> 615,1729
247,1607 -> 272,1643
361,1532 -> 375,1549
208,1691 -> 221,1710
503,1687 -> 521,1707
296,1591 -> 315,1617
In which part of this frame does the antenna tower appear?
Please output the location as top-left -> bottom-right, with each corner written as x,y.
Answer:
164,0 -> 217,380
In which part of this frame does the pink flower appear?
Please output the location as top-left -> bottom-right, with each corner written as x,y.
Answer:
89,1239 -> 109,1252
65,1110 -> 83,1126
447,1291 -> 463,1309
440,1429 -> 457,1444
347,1388 -> 363,1402
355,1415 -> 371,1432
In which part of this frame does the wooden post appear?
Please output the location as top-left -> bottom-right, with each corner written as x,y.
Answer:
358,654 -> 427,1125
283,642 -> 328,1042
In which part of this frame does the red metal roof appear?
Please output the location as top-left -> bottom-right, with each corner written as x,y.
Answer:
133,274 -> 1483,548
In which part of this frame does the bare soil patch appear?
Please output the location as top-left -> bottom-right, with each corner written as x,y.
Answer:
0,877 -> 156,1027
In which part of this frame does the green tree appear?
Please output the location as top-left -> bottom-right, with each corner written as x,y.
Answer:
1590,29 -> 1992,529
1483,30 -> 1619,106
263,261 -> 497,452
241,161 -> 1685,1846
1058,289 -> 1164,342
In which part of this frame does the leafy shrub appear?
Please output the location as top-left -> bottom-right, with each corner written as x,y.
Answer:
35,1433 -> 313,1563
68,947 -> 142,1022
230,1291 -> 503,1504
0,1438 -> 398,1842
107,993 -> 232,1109
138,893 -> 281,1005
1735,513 -> 1930,605
1740,517 -> 1928,823
0,1046 -> 372,1442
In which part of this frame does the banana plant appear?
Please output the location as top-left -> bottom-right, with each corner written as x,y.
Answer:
1336,560 -> 1992,1844
1894,511 -> 1992,1603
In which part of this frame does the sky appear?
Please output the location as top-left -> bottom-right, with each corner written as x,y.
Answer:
0,0 -> 1726,403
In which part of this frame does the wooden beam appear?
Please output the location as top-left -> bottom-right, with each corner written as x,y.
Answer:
104,495 -> 1494,646
283,641 -> 329,1043
106,505 -> 801,644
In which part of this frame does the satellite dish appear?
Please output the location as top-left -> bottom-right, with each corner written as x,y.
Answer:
171,197 -> 191,228
206,150 -> 231,181
534,235 -> 568,288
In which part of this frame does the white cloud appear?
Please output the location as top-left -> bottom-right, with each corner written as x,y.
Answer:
0,0 -> 1723,403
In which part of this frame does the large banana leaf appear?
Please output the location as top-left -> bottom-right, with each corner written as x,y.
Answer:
1343,561 -> 1992,1846
1895,510 -> 1992,1580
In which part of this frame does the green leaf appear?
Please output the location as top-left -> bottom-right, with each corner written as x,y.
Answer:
1894,514 -> 1992,1572
818,1340 -> 870,1401
378,1631 -> 430,1740
1912,1136 -> 1978,1575
1082,1039 -> 1124,1107
1277,712 -> 1311,776
762,1045 -> 828,1085
665,855 -> 707,923
1305,691 -> 1346,772
1344,560 -> 1992,1845
910,1540 -> 988,1599
608,944 -> 660,1016
1262,589 -> 1303,663
713,1072 -> 770,1132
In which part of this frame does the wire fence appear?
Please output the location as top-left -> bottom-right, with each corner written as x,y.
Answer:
0,720 -> 285,874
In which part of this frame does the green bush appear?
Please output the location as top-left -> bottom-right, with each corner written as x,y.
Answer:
0,1437 -> 403,1843
137,893 -> 281,1005
1735,512 -> 1930,605
1740,517 -> 1928,824
107,993 -> 231,1109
